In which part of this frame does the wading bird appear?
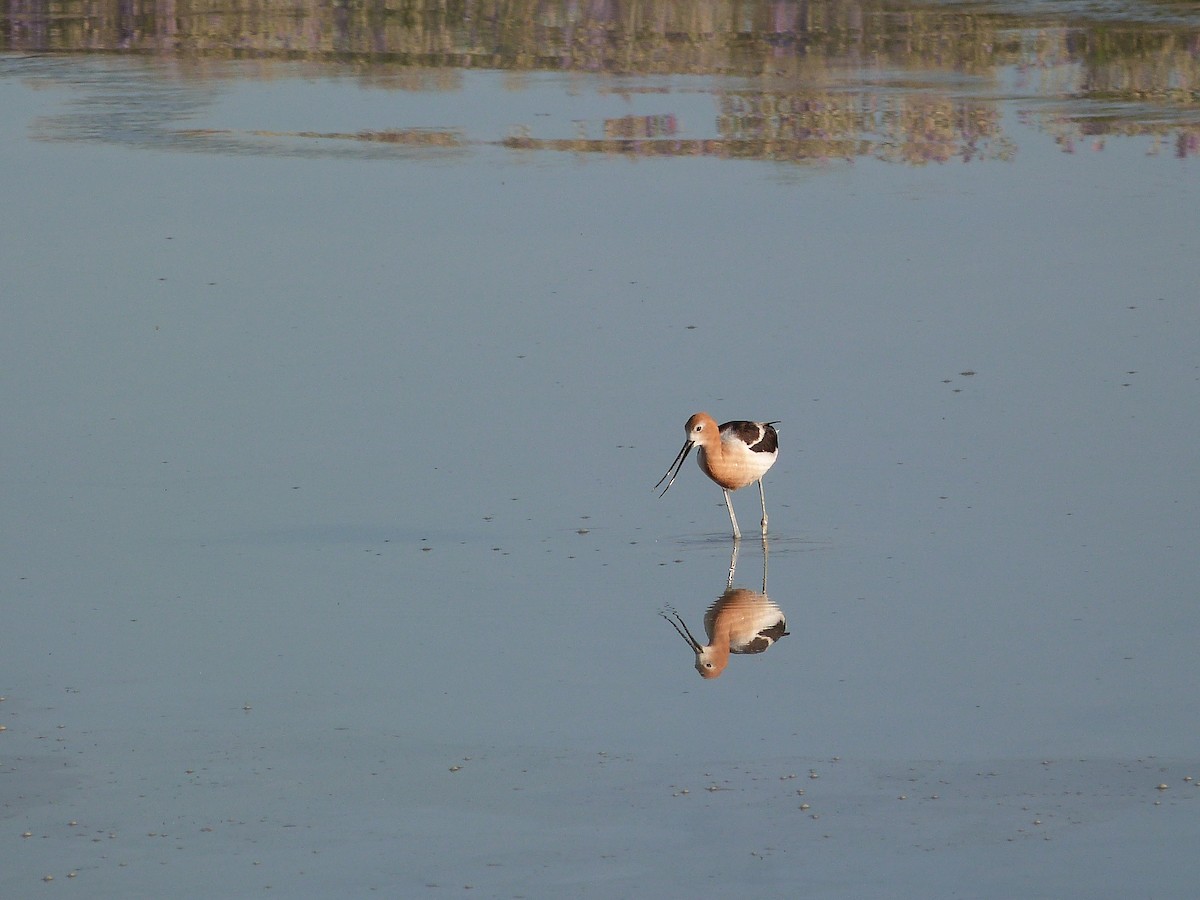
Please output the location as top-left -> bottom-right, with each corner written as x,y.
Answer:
655,412 -> 779,540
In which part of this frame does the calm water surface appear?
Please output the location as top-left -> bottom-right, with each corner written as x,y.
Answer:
2,0 -> 1199,896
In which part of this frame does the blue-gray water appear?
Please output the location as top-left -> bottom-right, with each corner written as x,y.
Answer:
2,3 -> 1199,894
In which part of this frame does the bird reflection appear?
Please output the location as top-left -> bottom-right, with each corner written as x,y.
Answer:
662,539 -> 788,679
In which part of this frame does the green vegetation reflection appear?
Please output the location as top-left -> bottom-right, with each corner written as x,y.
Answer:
3,0 -> 1197,160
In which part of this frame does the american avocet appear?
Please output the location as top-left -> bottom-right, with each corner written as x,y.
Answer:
655,412 -> 779,539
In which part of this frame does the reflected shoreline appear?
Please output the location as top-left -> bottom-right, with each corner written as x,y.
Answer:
3,0 -> 1197,161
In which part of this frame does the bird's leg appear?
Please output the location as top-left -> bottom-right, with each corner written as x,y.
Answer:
722,489 -> 741,541
758,479 -> 769,534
